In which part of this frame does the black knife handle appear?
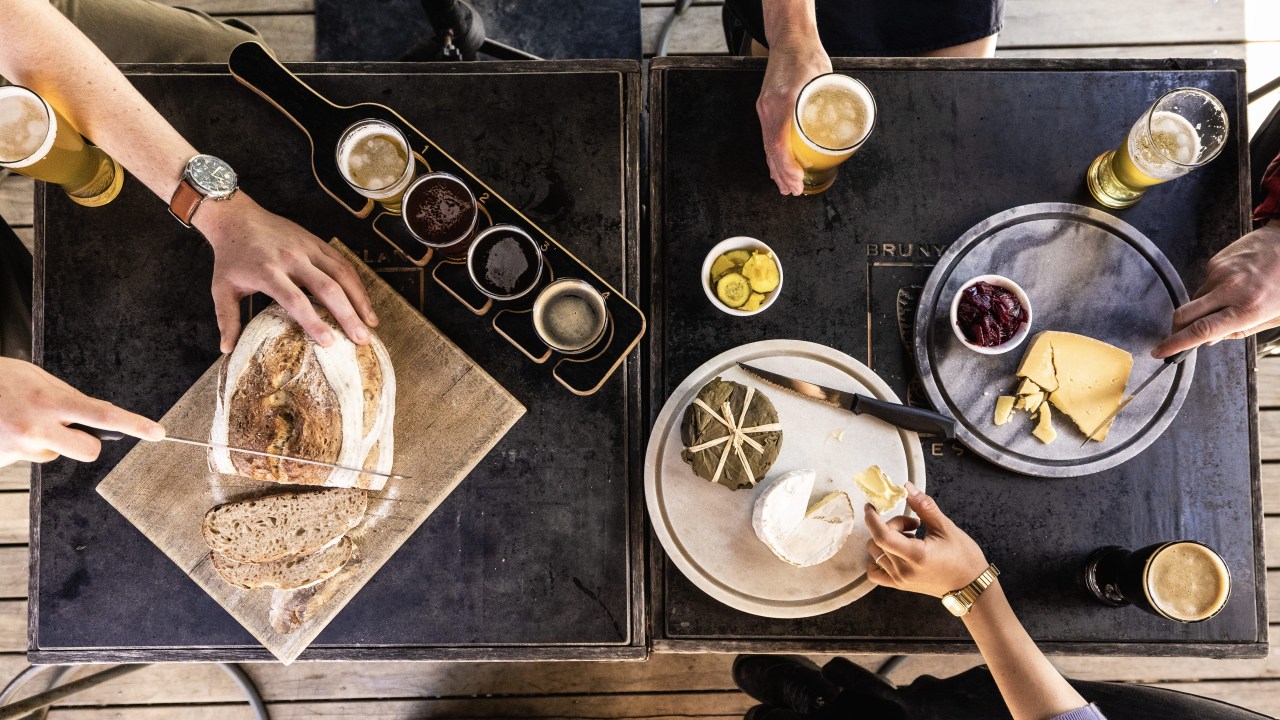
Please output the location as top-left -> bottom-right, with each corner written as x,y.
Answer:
851,396 -> 956,439
67,424 -> 124,442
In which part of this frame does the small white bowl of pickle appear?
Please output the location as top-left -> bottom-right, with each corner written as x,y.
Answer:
702,237 -> 783,316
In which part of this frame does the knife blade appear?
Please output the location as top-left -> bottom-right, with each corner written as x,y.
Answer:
1079,348 -> 1193,447
737,362 -> 956,439
69,424 -> 410,481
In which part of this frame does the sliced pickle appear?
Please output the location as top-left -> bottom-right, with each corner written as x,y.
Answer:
742,252 -> 780,293
716,272 -> 751,308
709,253 -> 737,281
723,249 -> 752,266
741,292 -> 766,312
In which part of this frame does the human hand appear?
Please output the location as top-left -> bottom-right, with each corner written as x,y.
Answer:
0,358 -> 166,466
196,193 -> 379,353
757,37 -> 831,195
865,482 -> 989,598
1153,221 -> 1280,358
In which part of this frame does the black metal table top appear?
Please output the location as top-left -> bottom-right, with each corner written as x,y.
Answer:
31,60 -> 644,663
648,57 -> 1264,657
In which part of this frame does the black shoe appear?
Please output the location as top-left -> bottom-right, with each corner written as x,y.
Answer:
733,655 -> 840,714
744,705 -> 809,720
820,658 -> 906,718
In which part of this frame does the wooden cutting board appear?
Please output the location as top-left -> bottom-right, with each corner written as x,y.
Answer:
97,239 -> 525,664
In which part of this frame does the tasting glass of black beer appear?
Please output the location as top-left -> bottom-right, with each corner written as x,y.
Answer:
1082,541 -> 1231,623
467,224 -> 545,301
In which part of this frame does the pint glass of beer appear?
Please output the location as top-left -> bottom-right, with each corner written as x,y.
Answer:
1086,88 -> 1228,209
788,73 -> 876,195
1082,541 -> 1231,623
0,86 -> 123,207
336,119 -> 415,214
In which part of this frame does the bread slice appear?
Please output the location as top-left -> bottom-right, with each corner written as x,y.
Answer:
269,543 -> 363,634
212,537 -> 355,591
201,488 -> 367,563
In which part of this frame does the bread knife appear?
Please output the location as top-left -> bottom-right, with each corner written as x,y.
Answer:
1079,347 -> 1193,447
69,423 -> 410,481
736,362 -> 956,438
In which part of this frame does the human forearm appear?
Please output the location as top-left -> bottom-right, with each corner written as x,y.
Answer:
761,0 -> 820,49
961,582 -> 1088,720
1,0 -> 197,201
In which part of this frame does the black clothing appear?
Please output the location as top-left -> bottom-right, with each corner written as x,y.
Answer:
722,0 -> 1004,56
0,214 -> 31,362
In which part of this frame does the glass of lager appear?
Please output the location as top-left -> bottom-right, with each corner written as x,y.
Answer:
789,73 -> 876,195
1082,541 -> 1231,623
1086,88 -> 1228,209
336,119 -> 415,214
0,86 -> 123,207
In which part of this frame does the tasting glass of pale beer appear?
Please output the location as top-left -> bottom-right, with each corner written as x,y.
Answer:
788,73 -> 876,195
336,119 -> 415,214
1086,88 -> 1228,209
1082,541 -> 1231,623
0,86 -> 123,207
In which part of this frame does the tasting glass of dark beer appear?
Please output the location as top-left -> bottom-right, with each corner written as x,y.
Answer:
401,171 -> 479,257
1082,541 -> 1231,623
532,278 -> 609,354
467,224 -> 544,301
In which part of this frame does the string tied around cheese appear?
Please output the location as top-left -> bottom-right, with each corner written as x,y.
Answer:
687,385 -> 782,486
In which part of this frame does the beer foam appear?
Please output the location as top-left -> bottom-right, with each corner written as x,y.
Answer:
1126,111 -> 1202,181
544,293 -> 601,347
337,121 -> 411,197
1145,542 -> 1230,622
796,74 -> 874,152
0,87 -> 52,166
484,237 -> 531,293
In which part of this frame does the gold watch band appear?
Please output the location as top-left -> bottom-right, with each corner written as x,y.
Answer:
944,563 -> 1000,616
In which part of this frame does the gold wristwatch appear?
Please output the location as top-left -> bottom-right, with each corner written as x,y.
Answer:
941,563 -> 1000,617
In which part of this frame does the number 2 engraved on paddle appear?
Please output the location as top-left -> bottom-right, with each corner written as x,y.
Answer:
478,192 -> 490,205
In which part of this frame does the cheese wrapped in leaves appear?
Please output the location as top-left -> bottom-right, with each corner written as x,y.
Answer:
680,378 -> 782,490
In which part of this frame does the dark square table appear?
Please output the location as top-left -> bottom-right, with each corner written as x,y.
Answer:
30,60 -> 645,662
647,57 -> 1265,658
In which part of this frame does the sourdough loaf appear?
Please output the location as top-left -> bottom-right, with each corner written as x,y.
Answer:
209,302 -> 396,490
212,537 -> 356,591
201,488 -> 367,563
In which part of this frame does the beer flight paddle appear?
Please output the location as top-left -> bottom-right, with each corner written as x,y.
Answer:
226,41 -> 644,396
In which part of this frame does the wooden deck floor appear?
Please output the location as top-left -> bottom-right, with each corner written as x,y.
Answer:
3,0 -> 1280,716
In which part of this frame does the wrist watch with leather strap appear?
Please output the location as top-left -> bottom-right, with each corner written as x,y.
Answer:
942,563 -> 1000,617
169,154 -> 239,228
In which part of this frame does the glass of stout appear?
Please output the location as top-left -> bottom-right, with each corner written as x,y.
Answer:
402,171 -> 479,257
532,278 -> 609,354
1082,541 -> 1231,623
467,224 -> 544,301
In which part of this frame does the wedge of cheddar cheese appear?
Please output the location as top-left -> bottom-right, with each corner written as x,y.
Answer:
1016,331 -> 1133,441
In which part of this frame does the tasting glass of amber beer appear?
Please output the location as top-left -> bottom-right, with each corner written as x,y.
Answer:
1082,541 -> 1231,623
1086,87 -> 1228,209
789,73 -> 877,195
336,119 -> 415,214
0,86 -> 123,207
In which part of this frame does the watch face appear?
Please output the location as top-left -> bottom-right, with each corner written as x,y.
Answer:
188,154 -> 237,198
942,594 -> 968,617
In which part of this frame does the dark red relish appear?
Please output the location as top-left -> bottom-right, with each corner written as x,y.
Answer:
956,281 -> 1025,347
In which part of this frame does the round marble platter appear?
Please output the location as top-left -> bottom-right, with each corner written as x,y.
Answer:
645,340 -> 926,618
913,203 -> 1195,478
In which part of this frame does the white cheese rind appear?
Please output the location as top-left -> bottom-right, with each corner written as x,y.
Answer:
752,469 -> 856,567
